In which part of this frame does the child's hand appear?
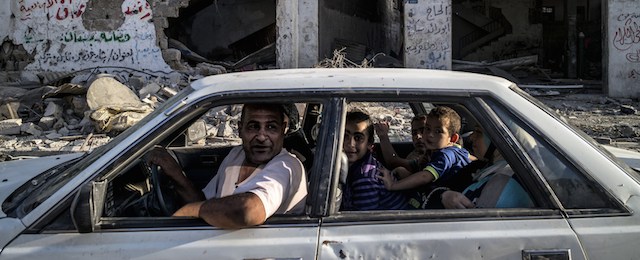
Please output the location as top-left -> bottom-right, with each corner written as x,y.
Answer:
377,167 -> 395,190
374,121 -> 390,138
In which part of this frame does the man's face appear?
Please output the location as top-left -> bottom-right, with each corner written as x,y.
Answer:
423,117 -> 453,150
411,118 -> 427,154
343,120 -> 372,164
240,107 -> 286,165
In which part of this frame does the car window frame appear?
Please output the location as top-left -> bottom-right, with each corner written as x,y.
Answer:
31,90 -> 334,232
479,95 -> 630,216
321,90 -> 565,224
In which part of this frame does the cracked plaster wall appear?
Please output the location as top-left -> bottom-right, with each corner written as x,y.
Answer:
0,0 -> 185,82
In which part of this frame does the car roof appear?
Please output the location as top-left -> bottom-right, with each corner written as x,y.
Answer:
189,68 -> 515,96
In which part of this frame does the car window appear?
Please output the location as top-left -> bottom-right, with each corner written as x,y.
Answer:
488,99 -> 615,209
101,102 -> 315,220
337,99 -> 535,212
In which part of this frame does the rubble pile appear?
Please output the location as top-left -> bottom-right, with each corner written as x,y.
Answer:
0,72 -> 191,158
536,93 -> 640,152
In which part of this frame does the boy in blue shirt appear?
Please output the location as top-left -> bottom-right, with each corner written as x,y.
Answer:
379,106 -> 472,209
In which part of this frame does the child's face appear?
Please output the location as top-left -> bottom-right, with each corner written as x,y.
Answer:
423,117 -> 454,150
343,120 -> 372,164
411,118 -> 427,154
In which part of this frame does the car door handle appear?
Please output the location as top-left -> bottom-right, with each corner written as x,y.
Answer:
522,249 -> 570,260
201,154 -> 220,164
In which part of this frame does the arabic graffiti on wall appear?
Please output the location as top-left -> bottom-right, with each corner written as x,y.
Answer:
609,6 -> 640,96
60,31 -> 132,43
18,0 -> 87,21
13,0 -> 171,73
613,15 -> 640,52
404,0 -> 452,70
38,48 -> 135,66
123,0 -> 152,20
612,12 -> 640,81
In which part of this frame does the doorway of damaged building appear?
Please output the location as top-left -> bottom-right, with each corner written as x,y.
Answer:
165,0 -> 602,88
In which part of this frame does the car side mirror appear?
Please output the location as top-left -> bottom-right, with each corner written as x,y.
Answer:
187,119 -> 207,144
165,119 -> 208,147
70,181 -> 107,233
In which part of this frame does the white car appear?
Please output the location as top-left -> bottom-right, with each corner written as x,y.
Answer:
1,68 -> 640,259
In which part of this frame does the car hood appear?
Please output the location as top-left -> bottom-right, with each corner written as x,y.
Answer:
603,145 -> 640,172
0,153 -> 85,219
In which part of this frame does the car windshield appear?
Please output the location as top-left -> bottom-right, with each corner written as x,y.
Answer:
3,87 -> 194,218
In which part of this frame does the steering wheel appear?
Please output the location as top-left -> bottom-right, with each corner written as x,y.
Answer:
140,161 -> 178,216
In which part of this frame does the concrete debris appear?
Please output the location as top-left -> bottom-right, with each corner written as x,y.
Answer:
0,65 -> 200,157
86,76 -> 144,110
43,101 -> 63,118
38,116 -> 56,129
620,105 -> 637,115
90,105 -> 153,133
20,122 -> 42,136
86,75 -> 153,133
0,118 -> 22,135
196,63 -> 227,76
453,55 -> 538,70
0,101 -> 20,119
139,82 -> 162,99
42,83 -> 86,98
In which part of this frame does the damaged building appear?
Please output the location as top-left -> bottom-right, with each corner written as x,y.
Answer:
0,0 -> 639,155
1,0 -> 638,97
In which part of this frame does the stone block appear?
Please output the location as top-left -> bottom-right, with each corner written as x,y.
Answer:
39,116 -> 57,130
153,17 -> 169,28
44,101 -> 63,117
21,122 -> 43,137
0,118 -> 22,135
162,49 -> 182,62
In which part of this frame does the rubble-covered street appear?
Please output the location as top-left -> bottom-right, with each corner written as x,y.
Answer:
536,92 -> 640,153
1,71 -> 638,160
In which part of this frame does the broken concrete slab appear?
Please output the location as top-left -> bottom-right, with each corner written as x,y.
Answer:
21,122 -> 42,136
38,116 -> 56,130
43,101 -> 63,118
42,83 -> 87,99
195,63 -> 227,76
86,76 -> 145,110
139,82 -> 162,99
0,119 -> 22,135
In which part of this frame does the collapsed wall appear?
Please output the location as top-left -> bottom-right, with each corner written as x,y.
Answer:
4,0 -> 181,84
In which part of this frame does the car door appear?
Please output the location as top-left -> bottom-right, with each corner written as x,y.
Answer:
316,95 -> 586,259
486,90 -> 640,259
2,94 -> 324,259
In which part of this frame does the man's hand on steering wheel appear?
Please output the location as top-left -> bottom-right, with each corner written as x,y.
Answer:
145,147 -> 184,182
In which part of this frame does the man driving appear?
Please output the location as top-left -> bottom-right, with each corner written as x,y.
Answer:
146,103 -> 307,229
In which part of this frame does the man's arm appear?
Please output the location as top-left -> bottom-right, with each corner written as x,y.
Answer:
146,147 -> 205,203
174,193 -> 266,229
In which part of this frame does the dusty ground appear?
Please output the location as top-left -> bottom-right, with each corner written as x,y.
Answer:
534,91 -> 640,153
